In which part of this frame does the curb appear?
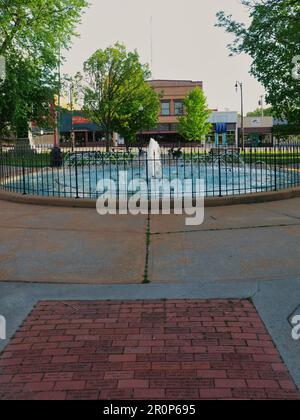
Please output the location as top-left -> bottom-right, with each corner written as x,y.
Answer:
1,187 -> 300,208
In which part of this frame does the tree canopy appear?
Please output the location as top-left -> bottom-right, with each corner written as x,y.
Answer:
216,0 -> 300,124
177,87 -> 212,142
82,43 -> 160,150
116,83 -> 160,149
247,107 -> 274,117
0,0 -> 88,60
0,53 -> 56,136
0,0 -> 88,137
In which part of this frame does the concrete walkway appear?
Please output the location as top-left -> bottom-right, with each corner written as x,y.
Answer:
0,197 -> 300,395
149,199 -> 300,284
1,198 -> 300,284
0,200 -> 147,284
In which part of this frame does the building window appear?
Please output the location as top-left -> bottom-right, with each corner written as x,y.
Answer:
174,101 -> 184,116
158,123 -> 171,132
161,101 -> 170,116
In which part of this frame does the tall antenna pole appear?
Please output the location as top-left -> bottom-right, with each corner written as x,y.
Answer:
150,16 -> 153,77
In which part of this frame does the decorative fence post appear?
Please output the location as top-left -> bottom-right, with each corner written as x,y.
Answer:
74,152 -> 79,199
274,147 -> 277,191
218,150 -> 222,197
145,151 -> 150,201
22,155 -> 26,195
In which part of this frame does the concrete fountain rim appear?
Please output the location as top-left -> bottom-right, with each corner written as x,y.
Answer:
1,186 -> 300,209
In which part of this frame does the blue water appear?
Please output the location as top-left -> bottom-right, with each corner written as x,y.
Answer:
3,161 -> 298,198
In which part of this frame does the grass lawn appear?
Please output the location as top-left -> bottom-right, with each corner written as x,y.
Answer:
1,148 -> 300,168
1,152 -> 51,168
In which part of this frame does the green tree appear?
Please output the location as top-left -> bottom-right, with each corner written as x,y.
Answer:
216,0 -> 300,123
0,0 -> 88,137
247,107 -> 274,117
0,0 -> 88,59
0,53 -> 57,137
82,43 -> 160,151
177,87 -> 212,142
117,84 -> 160,150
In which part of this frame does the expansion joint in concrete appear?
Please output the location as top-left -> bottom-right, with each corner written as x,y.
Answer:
143,215 -> 151,284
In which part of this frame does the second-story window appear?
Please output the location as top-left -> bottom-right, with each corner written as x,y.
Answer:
174,100 -> 184,116
161,101 -> 170,116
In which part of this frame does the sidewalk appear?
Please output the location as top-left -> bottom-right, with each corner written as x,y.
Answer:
1,198 -> 300,284
0,198 -> 300,399
0,200 -> 147,284
0,299 -> 299,400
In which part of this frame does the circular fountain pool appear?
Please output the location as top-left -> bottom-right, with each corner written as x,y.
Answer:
1,141 -> 299,200
3,159 -> 295,199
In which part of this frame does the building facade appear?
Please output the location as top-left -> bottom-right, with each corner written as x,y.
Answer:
31,111 -> 106,147
239,117 -> 274,147
208,112 -> 238,147
141,80 -> 239,146
31,80 -> 276,148
141,80 -> 203,144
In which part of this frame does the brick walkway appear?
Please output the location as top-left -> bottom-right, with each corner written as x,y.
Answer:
0,300 -> 299,400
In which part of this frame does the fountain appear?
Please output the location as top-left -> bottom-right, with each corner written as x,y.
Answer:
147,138 -> 162,179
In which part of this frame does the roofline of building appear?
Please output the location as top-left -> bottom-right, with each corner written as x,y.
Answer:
149,79 -> 203,84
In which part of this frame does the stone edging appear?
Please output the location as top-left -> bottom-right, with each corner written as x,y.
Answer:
1,187 -> 300,208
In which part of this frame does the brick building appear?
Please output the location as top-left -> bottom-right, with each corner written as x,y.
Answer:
141,80 -> 239,146
32,79 -> 276,148
140,80 -> 203,144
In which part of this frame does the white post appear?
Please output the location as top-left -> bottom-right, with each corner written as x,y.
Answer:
0,315 -> 6,340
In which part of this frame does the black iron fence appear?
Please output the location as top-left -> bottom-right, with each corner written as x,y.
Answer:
1,143 -> 300,199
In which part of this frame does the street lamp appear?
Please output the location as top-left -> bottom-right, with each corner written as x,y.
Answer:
69,79 -> 75,150
52,44 -> 61,148
138,106 -> 144,146
57,43 -> 62,147
235,81 -> 245,149
259,95 -> 264,117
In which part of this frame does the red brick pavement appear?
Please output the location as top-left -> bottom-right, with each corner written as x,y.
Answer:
0,299 -> 299,400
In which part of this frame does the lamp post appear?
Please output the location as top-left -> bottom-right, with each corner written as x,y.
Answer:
51,101 -> 58,148
235,81 -> 245,149
259,95 -> 264,117
138,105 -> 144,146
54,5 -> 76,146
57,43 -> 62,147
69,80 -> 75,150
52,44 -> 61,148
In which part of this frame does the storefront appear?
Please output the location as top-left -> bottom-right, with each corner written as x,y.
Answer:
140,111 -> 238,146
59,113 -> 105,146
208,112 -> 238,147
239,117 -> 274,147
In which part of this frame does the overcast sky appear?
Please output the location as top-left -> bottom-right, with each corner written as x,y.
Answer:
62,0 -> 265,113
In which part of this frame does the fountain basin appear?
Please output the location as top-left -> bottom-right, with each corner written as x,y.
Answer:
2,160 -> 294,199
